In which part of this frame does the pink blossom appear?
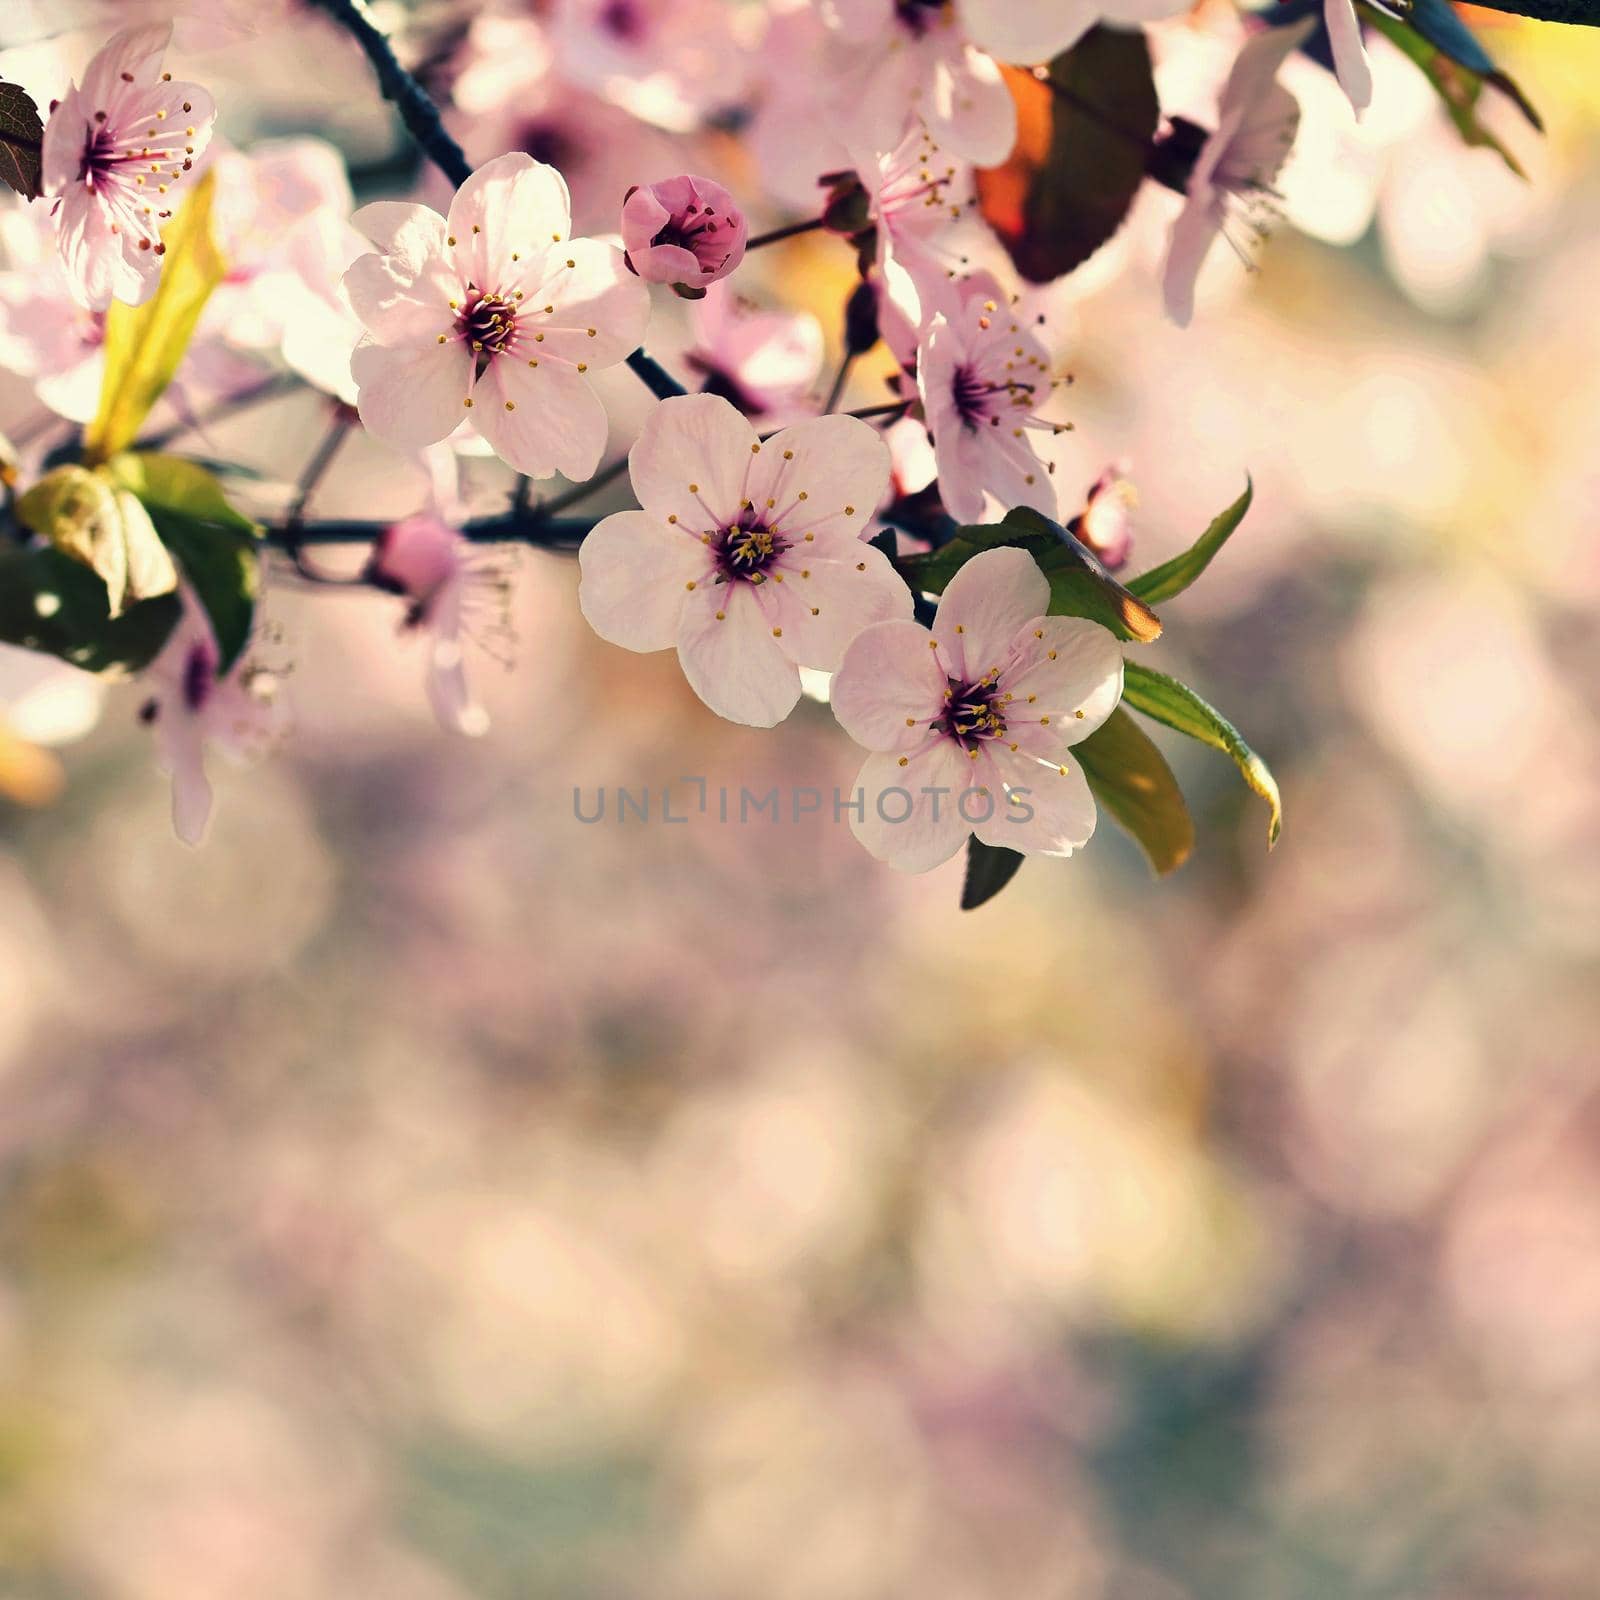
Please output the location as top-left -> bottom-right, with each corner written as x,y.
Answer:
916,273 -> 1065,523
957,0 -> 1193,67
818,0 -> 1015,167
40,24 -> 217,311
138,589 -> 283,846
622,174 -> 747,296
683,284 -> 824,425
1073,466 -> 1135,571
830,546 -> 1123,872
578,394 -> 911,727
342,153 -> 650,481
1162,24 -> 1307,329
0,208 -> 106,422
1324,0 -> 1373,116
365,512 -> 513,737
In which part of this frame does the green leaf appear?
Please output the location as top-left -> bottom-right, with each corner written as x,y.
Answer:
0,79 -> 43,200
0,544 -> 180,674
1122,663 -> 1282,847
960,836 -> 1026,910
901,507 -> 1162,644
15,464 -> 178,617
84,170 -> 227,464
109,453 -> 262,672
1075,707 -> 1195,876
1362,4 -> 1539,177
1127,480 -> 1253,605
975,28 -> 1159,282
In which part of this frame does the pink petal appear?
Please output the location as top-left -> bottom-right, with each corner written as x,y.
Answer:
1162,194 -> 1219,329
628,393 -> 756,530
80,24 -> 172,106
351,200 -> 447,256
351,338 -> 474,451
831,618 -> 948,751
1324,0 -> 1373,115
760,539 -> 912,672
676,580 -> 801,727
926,46 -> 1016,169
931,545 -> 1050,684
343,213 -> 457,344
972,743 -> 1097,857
447,153 -> 573,291
956,0 -> 1093,63
473,357 -> 608,480
1000,614 -> 1124,747
579,510 -> 710,652
849,742 -> 974,873
534,238 -> 651,368
748,414 -> 891,542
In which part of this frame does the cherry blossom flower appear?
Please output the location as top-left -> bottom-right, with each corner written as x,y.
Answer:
0,207 -> 106,423
364,512 -> 514,737
40,23 -> 216,311
342,152 -> 650,481
683,284 -> 824,426
621,175 -> 747,296
817,0 -> 1016,167
1323,0 -> 1373,117
830,546 -> 1123,872
1161,23 -> 1308,329
1072,465 -> 1135,571
917,273 -> 1066,523
137,589 -> 283,846
578,394 -> 911,727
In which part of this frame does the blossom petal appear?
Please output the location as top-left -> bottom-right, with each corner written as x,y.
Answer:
446,152 -> 573,290
1000,614 -> 1124,748
1162,194 -> 1219,329
80,23 -> 172,104
525,238 -> 651,368
760,539 -> 912,672
579,510 -> 709,652
1324,0 -> 1373,116
850,742 -> 973,873
931,546 -> 1050,683
925,46 -> 1016,169
831,618 -> 948,751
676,580 -> 801,727
472,358 -> 608,480
750,413 -> 890,543
343,206 -> 457,344
351,338 -> 474,451
956,0 -> 1094,64
972,743 -> 1097,857
629,393 -> 756,531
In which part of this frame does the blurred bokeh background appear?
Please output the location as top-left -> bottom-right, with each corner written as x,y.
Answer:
2,3 -> 1600,1596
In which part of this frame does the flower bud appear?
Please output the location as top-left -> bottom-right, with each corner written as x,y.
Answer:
621,175 -> 747,298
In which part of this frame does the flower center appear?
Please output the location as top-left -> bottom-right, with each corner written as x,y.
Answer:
651,206 -> 736,274
457,291 -> 518,373
951,364 -> 1036,430
599,0 -> 648,40
182,641 -> 218,713
894,0 -> 948,36
936,676 -> 1007,749
78,124 -> 124,185
714,515 -> 788,583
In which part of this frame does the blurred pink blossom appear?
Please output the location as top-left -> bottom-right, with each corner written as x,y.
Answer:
683,284 -> 824,425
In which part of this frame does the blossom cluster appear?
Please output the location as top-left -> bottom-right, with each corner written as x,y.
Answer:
0,0 -> 1546,893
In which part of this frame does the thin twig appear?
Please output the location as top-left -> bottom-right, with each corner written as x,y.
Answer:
745,216 -> 827,251
531,456 -> 630,520
282,410 -> 363,583
138,371 -> 304,452
260,513 -> 597,550
823,352 -> 855,414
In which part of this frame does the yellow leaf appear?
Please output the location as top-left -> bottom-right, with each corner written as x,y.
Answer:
83,169 -> 226,465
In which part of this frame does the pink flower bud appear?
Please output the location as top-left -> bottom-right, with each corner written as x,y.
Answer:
621,174 -> 747,297
367,513 -> 462,617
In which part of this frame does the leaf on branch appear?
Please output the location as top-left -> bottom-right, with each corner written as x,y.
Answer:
15,465 -> 178,618
0,79 -> 43,201
1363,2 -> 1540,176
901,506 -> 1161,643
0,544 -> 181,674
1121,663 -> 1282,847
1127,480 -> 1254,605
961,836 -> 1026,910
109,453 -> 262,672
975,27 -> 1159,282
1075,707 -> 1195,876
85,170 -> 227,464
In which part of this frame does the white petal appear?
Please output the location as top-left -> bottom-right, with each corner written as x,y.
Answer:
352,338 -> 474,451
750,413 -> 890,543
628,393 -> 757,531
931,546 -> 1050,683
676,580 -> 801,727
762,539 -> 913,672
850,743 -> 974,873
972,743 -> 1097,857
447,153 -> 573,290
831,618 -> 948,751
579,510 -> 709,653
472,358 -> 608,480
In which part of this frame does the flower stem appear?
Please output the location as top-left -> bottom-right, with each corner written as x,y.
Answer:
745,216 -> 827,251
